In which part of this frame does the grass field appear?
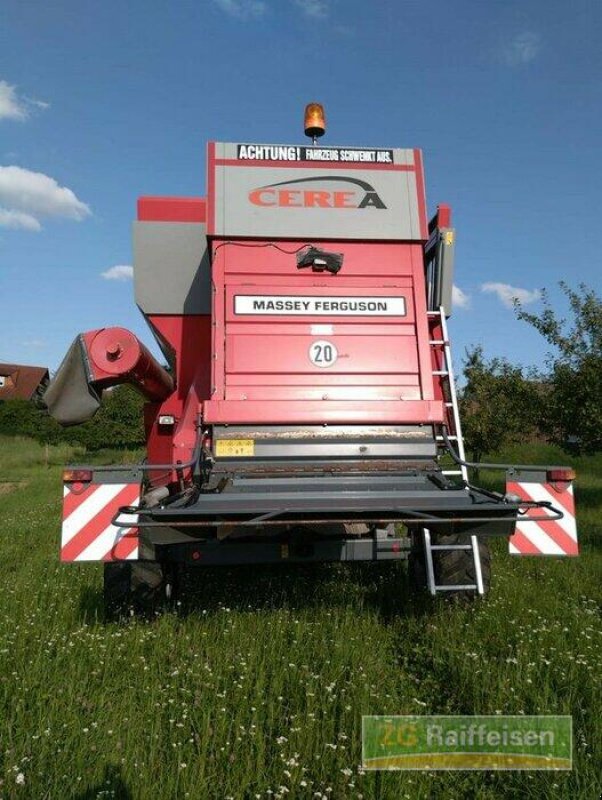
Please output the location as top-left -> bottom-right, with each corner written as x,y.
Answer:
0,435 -> 600,799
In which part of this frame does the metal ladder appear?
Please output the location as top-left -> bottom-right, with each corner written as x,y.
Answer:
422,307 -> 485,596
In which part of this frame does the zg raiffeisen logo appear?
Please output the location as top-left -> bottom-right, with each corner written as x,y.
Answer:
362,715 -> 573,771
248,176 -> 387,210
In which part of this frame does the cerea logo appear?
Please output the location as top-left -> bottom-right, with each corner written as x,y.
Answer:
248,176 -> 387,210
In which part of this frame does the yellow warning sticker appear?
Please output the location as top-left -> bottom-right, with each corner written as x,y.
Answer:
215,439 -> 255,457
444,231 -> 455,245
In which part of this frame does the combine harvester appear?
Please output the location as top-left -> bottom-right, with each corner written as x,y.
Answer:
46,104 -> 579,614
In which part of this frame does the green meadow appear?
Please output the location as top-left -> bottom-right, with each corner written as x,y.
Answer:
0,436 -> 600,799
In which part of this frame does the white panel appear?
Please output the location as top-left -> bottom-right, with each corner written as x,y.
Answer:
61,484 -> 125,546
514,523 -> 566,556
517,482 -> 577,540
234,295 -> 407,316
75,524 -> 137,562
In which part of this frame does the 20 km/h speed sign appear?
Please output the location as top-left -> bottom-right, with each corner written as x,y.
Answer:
309,340 -> 338,368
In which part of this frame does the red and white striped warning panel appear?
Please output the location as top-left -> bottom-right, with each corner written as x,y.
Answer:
61,481 -> 140,562
507,480 -> 578,556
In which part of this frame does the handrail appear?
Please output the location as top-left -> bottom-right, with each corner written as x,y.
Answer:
111,505 -> 564,529
441,427 -> 570,474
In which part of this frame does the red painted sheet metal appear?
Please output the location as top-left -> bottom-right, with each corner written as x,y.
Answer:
507,481 -> 579,556
224,322 -> 418,337
143,315 -> 211,471
413,149 -> 428,241
225,386 -> 421,402
214,158 -> 416,172
144,315 -> 211,401
203,399 -> 443,424
436,203 -> 452,229
215,240 -> 420,278
137,197 -> 206,223
226,333 -> 419,375
82,327 -> 173,401
225,370 -> 421,401
410,244 -> 434,399
226,373 -> 420,387
207,141 -> 216,234
207,237 -> 440,424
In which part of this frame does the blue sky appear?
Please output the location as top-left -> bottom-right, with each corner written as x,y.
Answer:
1,0 -> 601,375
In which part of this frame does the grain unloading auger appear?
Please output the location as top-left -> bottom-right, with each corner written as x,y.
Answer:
46,104 -> 579,615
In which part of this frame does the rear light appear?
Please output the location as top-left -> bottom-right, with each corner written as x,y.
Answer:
546,468 -> 576,482
158,414 -> 176,426
63,469 -> 93,483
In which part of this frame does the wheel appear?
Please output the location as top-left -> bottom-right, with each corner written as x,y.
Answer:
103,561 -> 173,619
409,532 -> 491,598
408,544 -> 427,592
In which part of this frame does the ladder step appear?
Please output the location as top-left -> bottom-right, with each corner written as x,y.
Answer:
423,307 -> 484,598
434,585 -> 478,592
430,545 -> 473,551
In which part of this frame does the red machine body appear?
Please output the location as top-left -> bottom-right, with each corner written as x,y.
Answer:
136,143 -> 445,465
204,240 -> 441,425
84,327 -> 173,401
46,127 -> 577,602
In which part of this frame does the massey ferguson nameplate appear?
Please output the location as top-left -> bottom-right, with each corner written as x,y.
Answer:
234,295 -> 407,316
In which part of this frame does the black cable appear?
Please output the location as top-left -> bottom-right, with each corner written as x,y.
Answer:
212,241 -> 315,258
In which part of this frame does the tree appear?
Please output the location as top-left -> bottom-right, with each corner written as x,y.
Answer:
515,282 -> 602,455
63,385 -> 145,451
0,385 -> 145,452
0,399 -> 63,444
460,346 -> 542,464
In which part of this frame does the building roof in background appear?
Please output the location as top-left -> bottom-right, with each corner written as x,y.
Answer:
0,363 -> 50,401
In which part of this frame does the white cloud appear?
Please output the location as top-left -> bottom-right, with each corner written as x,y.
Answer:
502,32 -> 541,66
0,82 -> 27,121
0,208 -> 41,231
294,0 -> 329,17
452,284 -> 471,309
481,282 -> 541,309
333,23 -> 354,36
0,166 -> 90,231
21,339 -> 46,349
26,97 -> 50,110
213,0 -> 267,17
101,265 -> 133,281
0,80 -> 49,121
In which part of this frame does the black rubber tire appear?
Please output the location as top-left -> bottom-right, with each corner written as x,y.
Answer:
103,561 -> 168,619
408,545 -> 427,593
409,533 -> 491,599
